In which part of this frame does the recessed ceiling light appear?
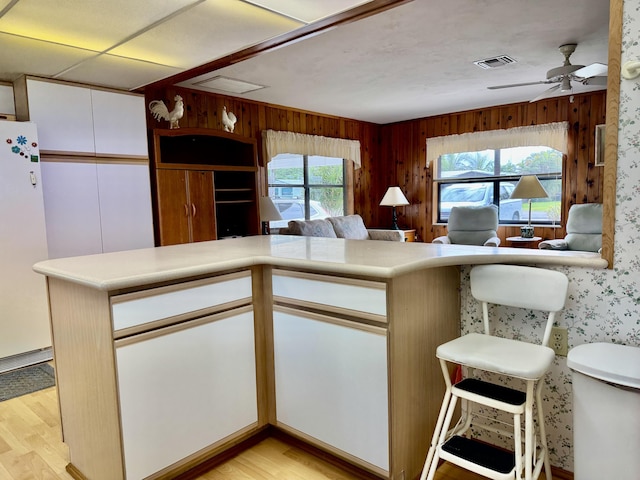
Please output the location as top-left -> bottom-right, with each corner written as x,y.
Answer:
194,76 -> 267,94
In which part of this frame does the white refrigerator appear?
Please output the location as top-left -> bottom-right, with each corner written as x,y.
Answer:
0,120 -> 51,369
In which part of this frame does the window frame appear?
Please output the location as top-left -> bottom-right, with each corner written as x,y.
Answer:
267,154 -> 348,225
433,147 -> 563,225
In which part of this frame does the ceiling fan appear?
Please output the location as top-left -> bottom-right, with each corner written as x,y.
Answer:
488,44 -> 608,102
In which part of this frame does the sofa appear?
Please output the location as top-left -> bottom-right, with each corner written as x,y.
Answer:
278,214 -> 404,241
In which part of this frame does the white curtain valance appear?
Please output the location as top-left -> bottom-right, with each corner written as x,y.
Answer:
426,121 -> 569,166
262,130 -> 361,169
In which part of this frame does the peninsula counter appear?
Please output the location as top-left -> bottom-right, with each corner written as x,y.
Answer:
33,236 -> 606,480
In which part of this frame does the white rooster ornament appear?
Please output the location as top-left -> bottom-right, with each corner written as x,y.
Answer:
222,106 -> 237,133
149,95 -> 184,129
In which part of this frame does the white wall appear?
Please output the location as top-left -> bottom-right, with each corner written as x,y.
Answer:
459,0 -> 640,471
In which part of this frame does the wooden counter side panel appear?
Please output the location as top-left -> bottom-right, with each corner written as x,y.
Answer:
387,266 -> 460,480
47,278 -> 124,480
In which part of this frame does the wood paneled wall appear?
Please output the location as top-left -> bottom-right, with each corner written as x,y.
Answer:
145,86 -> 606,242
380,91 -> 607,242
144,87 -> 386,226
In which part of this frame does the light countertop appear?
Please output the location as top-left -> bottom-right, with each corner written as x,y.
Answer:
33,235 -> 608,291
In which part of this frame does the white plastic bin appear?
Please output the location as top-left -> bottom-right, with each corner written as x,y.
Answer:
567,342 -> 640,480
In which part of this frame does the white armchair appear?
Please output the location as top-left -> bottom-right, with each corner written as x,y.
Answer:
433,205 -> 500,247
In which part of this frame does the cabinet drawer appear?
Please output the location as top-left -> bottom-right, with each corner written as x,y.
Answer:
272,270 -> 387,321
111,271 -> 252,333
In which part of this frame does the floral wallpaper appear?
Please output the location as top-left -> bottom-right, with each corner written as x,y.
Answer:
458,0 -> 640,472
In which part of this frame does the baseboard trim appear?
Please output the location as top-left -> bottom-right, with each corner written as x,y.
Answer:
0,347 -> 52,373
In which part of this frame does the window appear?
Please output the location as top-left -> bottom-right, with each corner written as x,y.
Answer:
435,146 -> 562,224
267,154 -> 346,228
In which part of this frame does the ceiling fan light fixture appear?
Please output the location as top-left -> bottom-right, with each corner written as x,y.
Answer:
560,76 -> 572,92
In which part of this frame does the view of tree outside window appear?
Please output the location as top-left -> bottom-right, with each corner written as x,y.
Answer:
436,146 -> 562,224
267,154 -> 345,228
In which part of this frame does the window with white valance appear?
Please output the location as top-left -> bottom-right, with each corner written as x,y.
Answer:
426,122 -> 568,166
262,130 -> 361,169
428,122 -> 568,225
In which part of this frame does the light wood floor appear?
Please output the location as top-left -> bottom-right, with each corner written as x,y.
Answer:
0,386 -> 548,480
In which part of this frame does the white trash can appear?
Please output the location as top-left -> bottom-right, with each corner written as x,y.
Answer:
567,342 -> 640,480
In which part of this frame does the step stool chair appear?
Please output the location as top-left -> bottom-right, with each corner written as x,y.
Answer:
421,264 -> 569,480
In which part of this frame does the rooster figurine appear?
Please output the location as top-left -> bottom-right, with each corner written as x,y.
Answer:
222,106 -> 237,133
149,95 -> 184,129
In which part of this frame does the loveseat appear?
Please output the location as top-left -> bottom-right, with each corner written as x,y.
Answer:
278,214 -> 404,241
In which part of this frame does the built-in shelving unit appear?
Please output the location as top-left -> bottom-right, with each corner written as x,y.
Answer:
151,128 -> 259,245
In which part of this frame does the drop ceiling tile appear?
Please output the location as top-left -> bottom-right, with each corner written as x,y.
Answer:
0,0 -> 201,52
110,0 -> 303,69
57,53 -> 182,91
0,32 -> 98,82
243,0 -> 372,23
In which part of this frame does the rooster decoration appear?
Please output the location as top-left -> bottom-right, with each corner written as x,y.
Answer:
222,106 -> 237,133
149,95 -> 184,129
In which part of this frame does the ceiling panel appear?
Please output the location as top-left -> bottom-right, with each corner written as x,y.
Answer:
0,33 -> 98,81
242,0 -> 372,23
0,0 -> 201,51
57,53 -> 182,91
110,0 -> 303,69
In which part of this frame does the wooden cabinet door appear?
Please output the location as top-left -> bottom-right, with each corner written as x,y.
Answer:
156,169 -> 190,245
187,170 -> 216,242
115,308 -> 258,480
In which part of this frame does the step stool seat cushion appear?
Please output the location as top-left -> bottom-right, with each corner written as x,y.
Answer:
436,333 -> 555,380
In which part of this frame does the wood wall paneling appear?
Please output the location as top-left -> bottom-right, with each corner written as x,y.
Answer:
145,87 -> 605,245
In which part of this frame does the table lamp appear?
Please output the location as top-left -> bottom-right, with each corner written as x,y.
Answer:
510,175 -> 548,238
380,186 -> 409,230
259,196 -> 283,235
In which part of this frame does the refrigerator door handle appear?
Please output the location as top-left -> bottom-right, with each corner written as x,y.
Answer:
30,171 -> 37,187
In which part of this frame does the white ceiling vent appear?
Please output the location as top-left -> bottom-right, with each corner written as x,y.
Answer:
473,55 -> 517,69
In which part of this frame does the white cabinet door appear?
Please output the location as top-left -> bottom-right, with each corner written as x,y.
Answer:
96,162 -> 154,253
40,160 -> 103,258
273,309 -> 389,471
91,91 -> 148,157
116,309 -> 258,480
26,79 -> 95,154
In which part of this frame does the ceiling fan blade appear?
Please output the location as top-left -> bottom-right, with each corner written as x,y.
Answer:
529,84 -> 561,103
487,80 -> 553,90
574,62 -> 608,78
582,75 -> 608,86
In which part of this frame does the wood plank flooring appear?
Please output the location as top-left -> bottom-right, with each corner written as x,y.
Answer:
0,386 -> 550,480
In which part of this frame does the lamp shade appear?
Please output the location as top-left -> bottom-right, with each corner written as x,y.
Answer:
510,175 -> 548,200
379,186 -> 410,206
259,196 -> 283,222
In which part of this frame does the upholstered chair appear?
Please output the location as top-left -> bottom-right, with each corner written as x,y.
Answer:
538,203 -> 602,252
433,205 -> 500,247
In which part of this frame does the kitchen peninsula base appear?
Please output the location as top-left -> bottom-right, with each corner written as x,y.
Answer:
34,236 -> 605,480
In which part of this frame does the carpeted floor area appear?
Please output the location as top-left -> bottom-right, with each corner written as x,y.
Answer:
0,363 -> 55,401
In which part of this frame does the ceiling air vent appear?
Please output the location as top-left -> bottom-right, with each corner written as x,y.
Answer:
473,55 -> 517,69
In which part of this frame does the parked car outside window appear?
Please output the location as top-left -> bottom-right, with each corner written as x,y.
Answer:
439,182 -> 522,222
269,199 -> 330,228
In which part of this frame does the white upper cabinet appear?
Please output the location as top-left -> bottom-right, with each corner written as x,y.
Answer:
91,90 -> 148,157
26,79 -> 96,154
24,78 -> 147,157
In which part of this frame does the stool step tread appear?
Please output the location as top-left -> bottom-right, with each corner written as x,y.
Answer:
455,378 -> 526,406
441,435 -> 515,474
